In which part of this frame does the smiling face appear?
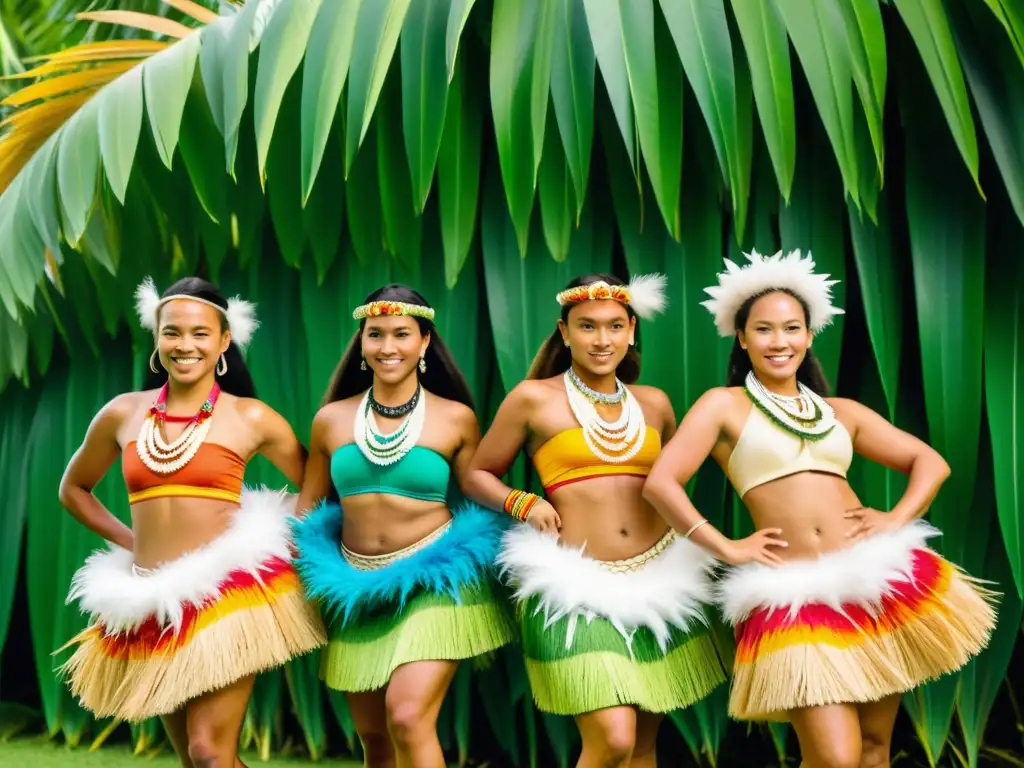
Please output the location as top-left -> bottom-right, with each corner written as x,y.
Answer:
737,291 -> 812,387
361,315 -> 430,385
558,299 -> 635,379
157,299 -> 231,386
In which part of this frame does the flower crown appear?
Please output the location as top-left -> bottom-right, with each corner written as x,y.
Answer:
700,249 -> 844,337
555,273 -> 668,320
134,277 -> 259,347
353,300 -> 436,321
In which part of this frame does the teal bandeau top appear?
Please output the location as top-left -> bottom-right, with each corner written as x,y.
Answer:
330,444 -> 451,503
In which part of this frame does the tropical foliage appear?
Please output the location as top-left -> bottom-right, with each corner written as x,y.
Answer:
0,0 -> 1022,765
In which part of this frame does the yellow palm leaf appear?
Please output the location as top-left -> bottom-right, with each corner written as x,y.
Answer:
162,0 -> 219,24
22,40 -> 169,65
1,62 -> 138,108
75,11 -> 194,39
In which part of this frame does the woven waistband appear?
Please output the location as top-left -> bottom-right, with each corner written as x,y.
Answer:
341,519 -> 454,571
128,485 -> 242,505
598,529 -> 676,574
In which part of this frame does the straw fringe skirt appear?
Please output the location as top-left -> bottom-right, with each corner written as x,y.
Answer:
718,519 -> 998,722
499,525 -> 729,716
291,500 -> 516,693
59,488 -> 327,721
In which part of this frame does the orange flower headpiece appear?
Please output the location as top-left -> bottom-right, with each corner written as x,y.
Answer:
555,273 -> 667,320
352,300 -> 436,322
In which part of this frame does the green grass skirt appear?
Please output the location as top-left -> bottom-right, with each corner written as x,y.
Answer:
519,595 -> 729,715
321,578 -> 516,692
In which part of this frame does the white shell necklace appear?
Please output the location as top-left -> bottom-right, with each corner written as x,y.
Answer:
136,382 -> 220,475
563,370 -> 646,463
353,385 -> 426,466
744,371 -> 836,439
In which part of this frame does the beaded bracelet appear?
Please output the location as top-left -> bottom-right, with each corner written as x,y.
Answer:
504,489 -> 541,522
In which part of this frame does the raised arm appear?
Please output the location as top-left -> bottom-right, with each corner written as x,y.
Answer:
58,395 -> 136,551
833,398 -> 951,539
463,382 -> 560,534
642,388 -> 786,565
246,400 -> 307,489
295,407 -> 335,517
449,404 -> 482,497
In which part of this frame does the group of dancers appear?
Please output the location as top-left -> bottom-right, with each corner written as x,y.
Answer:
54,249 -> 997,768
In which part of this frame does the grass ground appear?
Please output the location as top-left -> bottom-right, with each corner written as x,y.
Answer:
0,737 -> 361,766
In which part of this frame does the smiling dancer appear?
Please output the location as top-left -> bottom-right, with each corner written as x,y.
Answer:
291,284 -> 514,768
464,273 -> 727,768
58,277 -> 325,767
643,250 -> 996,768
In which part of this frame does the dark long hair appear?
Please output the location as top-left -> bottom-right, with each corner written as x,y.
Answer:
527,273 -> 642,384
322,284 -> 475,410
142,277 -> 258,398
725,288 -> 831,396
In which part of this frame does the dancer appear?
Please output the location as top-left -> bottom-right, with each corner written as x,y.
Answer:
291,284 -> 514,768
58,276 -> 325,767
464,273 -> 727,768
643,249 -> 997,767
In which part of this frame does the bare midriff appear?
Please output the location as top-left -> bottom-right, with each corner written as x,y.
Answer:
340,496 -> 453,557
548,474 -> 670,562
131,498 -> 239,569
743,471 -> 865,561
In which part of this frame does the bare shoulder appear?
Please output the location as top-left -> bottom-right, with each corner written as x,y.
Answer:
233,396 -> 283,425
315,398 -> 359,425
505,378 -> 552,409
699,386 -> 744,411
96,390 -> 148,429
827,396 -> 877,422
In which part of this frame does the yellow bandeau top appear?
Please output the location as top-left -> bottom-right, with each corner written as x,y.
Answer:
532,426 -> 662,493
726,405 -> 853,498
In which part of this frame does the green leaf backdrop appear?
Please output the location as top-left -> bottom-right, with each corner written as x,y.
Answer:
0,0 -> 1022,765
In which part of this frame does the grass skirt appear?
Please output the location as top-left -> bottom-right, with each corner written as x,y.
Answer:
59,488 -> 327,721
291,500 -> 515,692
498,525 -> 728,716
718,519 -> 998,721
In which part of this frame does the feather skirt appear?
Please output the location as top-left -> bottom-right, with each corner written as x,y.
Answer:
291,500 -> 516,692
718,520 -> 998,721
59,488 -> 327,721
499,525 -> 729,716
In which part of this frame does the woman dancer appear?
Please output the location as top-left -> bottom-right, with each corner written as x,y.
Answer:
464,273 -> 727,768
643,249 -> 996,767
58,276 -> 325,767
291,284 -> 514,768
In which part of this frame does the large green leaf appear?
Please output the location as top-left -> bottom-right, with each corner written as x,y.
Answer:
300,0 -> 361,200
376,69 -> 421,276
220,0 -> 262,176
401,0 -> 451,212
266,76 -> 307,268
253,0 -> 322,182
344,0 -> 413,172
538,116 -> 574,262
445,0 -> 478,80
178,73 -> 230,224
142,29 -> 201,169
345,124 -> 385,267
56,97 -> 101,247
97,65 -> 143,204
302,109 -> 345,284
981,0 -> 1024,70
0,385 -> 35,653
582,0 -> 636,171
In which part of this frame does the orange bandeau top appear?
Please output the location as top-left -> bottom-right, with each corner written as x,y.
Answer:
531,426 -> 662,494
122,441 -> 246,505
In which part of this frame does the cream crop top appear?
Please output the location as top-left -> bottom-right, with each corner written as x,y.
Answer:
726,405 -> 854,498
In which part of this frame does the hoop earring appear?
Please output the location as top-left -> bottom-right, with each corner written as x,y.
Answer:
360,358 -> 367,371
418,356 -> 427,374
149,349 -> 159,374
217,354 -> 228,376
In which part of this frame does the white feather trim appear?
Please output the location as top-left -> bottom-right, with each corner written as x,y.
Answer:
626,272 -> 668,320
134,276 -> 162,333
66,487 -> 296,636
224,296 -> 259,347
716,519 -> 941,625
701,249 -> 845,337
497,526 -> 717,653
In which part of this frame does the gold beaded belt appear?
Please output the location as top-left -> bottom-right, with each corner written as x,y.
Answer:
341,519 -> 453,571
598,529 -> 676,574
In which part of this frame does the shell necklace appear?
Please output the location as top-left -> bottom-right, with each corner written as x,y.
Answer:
563,369 -> 646,463
354,384 -> 426,466
136,382 -> 220,474
744,371 -> 835,439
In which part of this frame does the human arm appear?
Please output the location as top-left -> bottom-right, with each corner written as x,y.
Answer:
295,407 -> 334,518
57,395 -> 136,551
462,382 -> 561,533
642,389 -> 786,565
449,404 -> 482,497
833,398 -> 951,538
244,399 -> 307,489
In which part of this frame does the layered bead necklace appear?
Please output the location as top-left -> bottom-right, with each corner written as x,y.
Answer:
136,382 -> 220,474
354,384 -> 426,466
564,367 -> 646,463
744,370 -> 836,439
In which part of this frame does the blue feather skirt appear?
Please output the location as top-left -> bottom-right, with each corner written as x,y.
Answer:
291,500 -> 516,692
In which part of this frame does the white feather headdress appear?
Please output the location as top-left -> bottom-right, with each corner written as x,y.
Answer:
555,273 -> 668,320
701,249 -> 843,337
134,276 -> 260,348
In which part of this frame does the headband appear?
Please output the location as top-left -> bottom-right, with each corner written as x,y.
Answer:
353,300 -> 436,321
555,273 -> 667,320
700,249 -> 844,337
134,276 -> 259,347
